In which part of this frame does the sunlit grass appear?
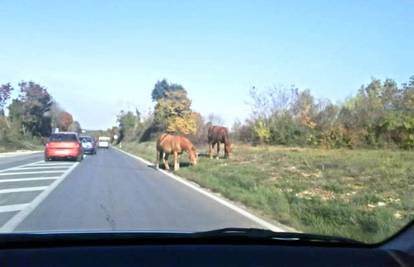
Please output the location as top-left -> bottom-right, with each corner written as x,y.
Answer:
121,142 -> 414,243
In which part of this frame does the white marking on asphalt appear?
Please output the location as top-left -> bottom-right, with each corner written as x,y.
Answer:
0,161 -> 73,173
30,162 -> 74,166
0,177 -> 59,183
0,204 -> 29,213
17,166 -> 72,170
0,161 -> 44,173
0,162 -> 79,232
0,186 -> 48,194
115,147 -> 290,233
0,171 -> 65,176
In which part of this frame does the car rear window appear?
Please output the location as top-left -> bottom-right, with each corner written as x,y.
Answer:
48,134 -> 78,142
80,137 -> 93,142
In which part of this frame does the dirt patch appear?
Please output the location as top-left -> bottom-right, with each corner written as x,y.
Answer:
295,188 -> 336,201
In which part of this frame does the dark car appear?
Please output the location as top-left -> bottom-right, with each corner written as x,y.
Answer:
79,136 -> 97,155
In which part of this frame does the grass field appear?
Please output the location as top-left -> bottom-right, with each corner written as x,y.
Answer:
121,142 -> 414,243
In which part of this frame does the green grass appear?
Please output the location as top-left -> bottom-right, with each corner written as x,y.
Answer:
121,142 -> 414,243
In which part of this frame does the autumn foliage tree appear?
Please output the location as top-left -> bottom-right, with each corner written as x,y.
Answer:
18,81 -> 53,137
57,112 -> 73,131
152,80 -> 198,135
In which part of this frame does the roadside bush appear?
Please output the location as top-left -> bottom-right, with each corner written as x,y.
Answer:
233,76 -> 414,149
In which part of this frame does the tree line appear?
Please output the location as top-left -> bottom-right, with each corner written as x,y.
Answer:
116,75 -> 414,149
234,76 -> 414,149
0,81 -> 81,149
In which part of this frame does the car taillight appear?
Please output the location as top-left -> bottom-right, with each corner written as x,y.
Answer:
74,142 -> 80,148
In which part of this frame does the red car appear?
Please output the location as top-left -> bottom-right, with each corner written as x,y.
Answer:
44,132 -> 84,162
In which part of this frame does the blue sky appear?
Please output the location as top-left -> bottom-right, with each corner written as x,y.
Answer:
1,0 -> 413,129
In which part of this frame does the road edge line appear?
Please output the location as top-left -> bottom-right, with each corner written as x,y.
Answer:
114,147 -> 294,233
0,162 -> 79,233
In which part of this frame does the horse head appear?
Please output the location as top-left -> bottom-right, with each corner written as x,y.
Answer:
224,142 -> 232,157
189,146 -> 198,165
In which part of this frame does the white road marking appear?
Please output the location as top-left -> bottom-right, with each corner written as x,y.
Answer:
0,177 -> 59,183
14,168 -> 72,171
0,186 -> 48,194
0,162 -> 79,232
115,147 -> 292,233
0,204 -> 29,213
0,171 -> 65,176
29,162 -> 75,166
0,160 -> 73,173
0,161 -> 44,173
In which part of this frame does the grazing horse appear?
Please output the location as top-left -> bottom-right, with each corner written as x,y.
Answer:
208,126 -> 232,159
156,133 -> 198,171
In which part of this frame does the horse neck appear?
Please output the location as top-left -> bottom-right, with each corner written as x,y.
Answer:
223,135 -> 231,145
181,139 -> 195,159
180,139 -> 192,152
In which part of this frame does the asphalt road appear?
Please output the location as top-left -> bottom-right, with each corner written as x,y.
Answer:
0,148 -> 262,233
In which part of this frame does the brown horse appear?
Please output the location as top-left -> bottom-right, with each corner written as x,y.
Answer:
156,133 -> 198,171
208,126 -> 232,159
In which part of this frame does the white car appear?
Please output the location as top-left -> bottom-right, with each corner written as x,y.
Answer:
98,137 -> 110,148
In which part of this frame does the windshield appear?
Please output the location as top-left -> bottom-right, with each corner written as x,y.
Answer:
0,1 -> 413,244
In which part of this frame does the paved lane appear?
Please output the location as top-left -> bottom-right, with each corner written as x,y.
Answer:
15,148 -> 261,232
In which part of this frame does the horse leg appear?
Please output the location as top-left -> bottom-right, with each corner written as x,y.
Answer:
208,143 -> 213,159
173,151 -> 179,171
216,142 -> 220,159
163,152 -> 170,170
155,150 -> 161,169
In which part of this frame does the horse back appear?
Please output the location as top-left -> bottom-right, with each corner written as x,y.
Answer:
157,134 -> 182,153
208,126 -> 229,143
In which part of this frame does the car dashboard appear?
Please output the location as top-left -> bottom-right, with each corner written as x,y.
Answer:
0,232 -> 413,267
